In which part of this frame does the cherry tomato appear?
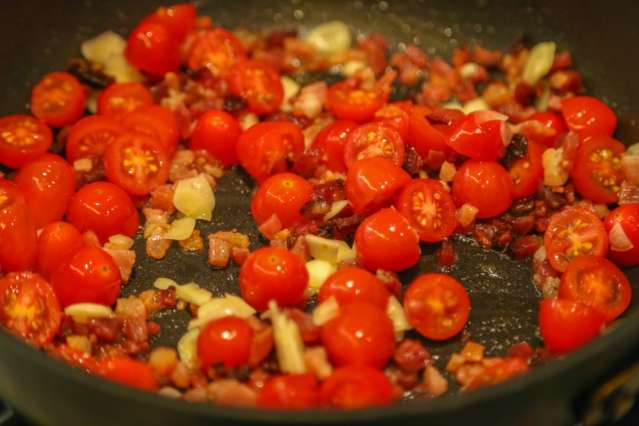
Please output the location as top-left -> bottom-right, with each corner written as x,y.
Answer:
15,154 -> 75,229
0,179 -> 37,272
320,365 -> 396,409
36,221 -> 84,279
30,71 -> 85,128
257,374 -> 319,409
544,206 -> 608,273
571,135 -> 625,204
525,112 -> 567,147
97,82 -> 154,118
187,29 -> 247,77
404,273 -> 470,341
539,298 -> 605,354
345,157 -> 410,214
510,140 -> 545,200
142,3 -> 196,41
326,80 -> 386,123
67,181 -> 140,243
229,60 -> 283,115
605,204 -> 639,266
197,316 -> 253,369
103,132 -> 170,196
447,111 -> 506,160
452,160 -> 514,219
125,20 -> 180,77
120,105 -> 180,154
51,344 -> 100,373
318,267 -> 390,309
354,207 -> 421,272
310,120 -> 358,173
239,247 -> 308,311
99,357 -> 158,391
395,179 -> 457,242
374,101 -> 413,140
343,122 -> 405,168
236,121 -> 304,182
0,115 -> 53,169
188,109 -> 242,166
406,106 -> 449,159
251,172 -> 313,229
66,115 -> 123,162
561,96 -> 617,138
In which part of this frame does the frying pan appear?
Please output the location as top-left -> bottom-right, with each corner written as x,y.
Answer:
0,0 -> 638,425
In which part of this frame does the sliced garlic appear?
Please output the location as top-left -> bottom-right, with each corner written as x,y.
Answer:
153,277 -> 179,290
163,217 -> 196,241
177,328 -> 201,370
323,200 -> 349,221
188,294 -> 256,329
64,303 -> 114,323
305,234 -> 355,265
103,54 -> 144,83
462,98 -> 490,115
239,113 -> 259,130
81,31 -> 126,64
304,21 -> 352,56
312,296 -> 339,326
175,283 -> 213,306
306,259 -> 337,293
387,296 -> 412,341
269,301 -> 306,374
280,76 -> 301,112
522,42 -> 556,85
173,174 -> 215,221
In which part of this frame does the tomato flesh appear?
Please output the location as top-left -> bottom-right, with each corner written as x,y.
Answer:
525,112 -> 567,147
374,101 -> 413,140
66,115 -> 123,162
345,157 -> 410,214
188,29 -> 247,77
406,106 -> 450,159
310,120 -> 358,173
31,71 -> 85,128
36,221 -> 84,279
0,115 -> 53,169
143,3 -> 196,41
561,96 -> 617,139
452,160 -> 513,219
510,140 -> 544,200
447,111 -> 506,160
229,60 -> 283,115
571,135 -> 625,204
539,298 -> 605,354
125,20 -> 181,77
326,81 -> 386,123
605,204 -> 639,266
344,122 -> 405,168
0,179 -> 37,272
257,374 -> 319,409
320,365 -> 396,408
251,172 -> 313,230
99,357 -> 158,391
97,82 -> 153,117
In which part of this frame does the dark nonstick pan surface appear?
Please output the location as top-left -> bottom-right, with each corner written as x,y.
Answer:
0,1 -> 638,425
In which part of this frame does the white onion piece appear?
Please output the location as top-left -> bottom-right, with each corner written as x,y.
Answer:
387,296 -> 411,341
312,296 -> 339,326
81,31 -> 126,64
280,76 -> 301,112
439,161 -> 457,183
153,277 -> 178,290
342,60 -> 366,77
522,42 -> 556,85
269,301 -> 306,374
609,222 -> 634,252
459,62 -> 481,79
323,200 -> 349,221
173,174 -> 215,221
442,101 -> 464,111
305,234 -> 355,264
306,259 -> 337,293
304,21 -> 352,56
456,204 -> 479,228
461,98 -> 490,115
472,110 -> 508,123
543,147 -> 569,186
65,303 -> 114,323
177,328 -> 200,370
103,55 -> 144,83
163,217 -> 196,241
188,294 -> 256,329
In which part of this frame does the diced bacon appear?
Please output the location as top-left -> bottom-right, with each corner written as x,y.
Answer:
622,153 -> 639,186
293,82 -> 327,119
104,248 -> 136,283
207,236 -> 231,268
290,236 -> 309,263
436,240 -> 457,267
82,230 -> 101,248
149,347 -> 178,377
394,339 -> 431,373
482,82 -> 512,108
287,308 -> 321,344
619,181 -> 639,205
376,269 -> 402,299
358,33 -> 388,75
138,288 -> 177,315
179,229 -> 204,251
422,365 -> 449,397
550,51 -> 573,72
231,247 -> 250,266
170,362 -> 192,389
532,247 -> 561,297
461,341 -> 485,362
116,296 -> 147,318
258,214 -> 283,240
304,346 -> 332,380
247,317 -> 274,367
149,184 -> 176,213
549,70 -> 582,93
207,379 -> 257,407
210,231 -> 250,249
472,45 -> 502,68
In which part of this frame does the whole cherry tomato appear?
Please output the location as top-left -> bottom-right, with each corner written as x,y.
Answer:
99,357 -> 158,391
188,109 -> 242,166
345,157 -> 410,214
141,3 -> 196,41
97,82 -> 154,118
36,221 -> 84,279
320,365 -> 396,408
0,179 -> 37,272
30,72 -> 85,128
66,115 -> 123,162
605,204 -> 639,266
452,160 -> 513,219
318,267 -> 390,309
561,96 -> 617,139
310,120 -> 358,173
257,374 -> 319,409
571,135 -> 625,204
539,298 -> 605,354
197,316 -> 253,369
251,172 -> 313,230
0,115 -> 52,169
125,20 -> 180,77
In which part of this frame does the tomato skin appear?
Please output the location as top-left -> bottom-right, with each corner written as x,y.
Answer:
374,101 -> 413,140
188,110 -> 242,166
187,29 -> 247,77
239,247 -> 308,311
447,112 -> 505,160
125,20 -> 181,77
354,207 -> 421,272
404,273 -> 470,341
345,157 -> 411,214
605,204 -> 639,266
197,316 -> 253,369
0,115 -> 53,169
121,105 -> 180,154
311,120 -> 358,173
97,82 -> 154,118
452,160 -> 514,219
30,71 -> 86,128
326,81 -> 386,123
257,374 -> 319,409
561,96 -> 617,138
539,298 -> 605,354
15,154 -> 76,229
66,115 -> 123,162
318,267 -> 390,309
143,3 -> 196,41
407,106 -> 449,159
571,135 -> 625,204
99,357 -> 158,391
526,112 -> 568,147
0,179 -> 37,272
510,140 -> 544,200
36,221 -> 84,279
343,122 -> 405,168
251,173 -> 313,229
229,60 -> 283,115
320,365 -> 396,409
67,181 -> 140,243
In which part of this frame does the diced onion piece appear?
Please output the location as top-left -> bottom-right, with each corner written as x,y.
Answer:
269,301 -> 306,374
622,146 -> 639,185
81,31 -> 126,64
472,110 -> 508,123
103,54 -> 144,83
535,83 -> 551,111
239,113 -> 259,130
609,222 -> 634,252
176,283 -> 212,306
324,200 -> 349,221
542,147 -> 569,186
305,234 -> 353,264
158,387 -> 182,399
64,303 -> 114,323
280,76 -> 301,112
533,246 -> 547,263
522,42 -> 556,85
386,296 -> 411,341
86,91 -> 99,114
107,234 -> 134,250
627,144 -> 639,156
343,60 -> 366,77
306,259 -> 337,293
188,294 -> 256,329
312,296 -> 339,326
67,335 -> 92,353
177,328 -> 200,370
304,21 -> 352,56
423,365 -> 449,397
439,161 -> 457,183
442,101 -> 464,111
173,174 -> 215,221
153,277 -> 178,290
164,217 -> 196,241
456,203 -> 479,228
462,98 -> 490,115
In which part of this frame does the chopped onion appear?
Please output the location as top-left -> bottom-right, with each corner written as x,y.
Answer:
304,21 -> 352,56
103,54 -> 144,83
305,234 -> 355,264
312,296 -> 339,326
442,101 -> 464,111
306,259 -> 337,293
609,222 -> 634,252
280,76 -> 301,112
158,387 -> 182,399
439,161 -> 457,183
153,277 -> 178,290
386,296 -> 412,341
472,110 -> 508,123
239,113 -> 259,130
164,217 -> 196,241
81,31 -> 126,64
188,294 -> 256,329
323,200 -> 349,221
269,301 -> 306,374
173,174 -> 215,221
542,147 -> 569,186
459,62 -> 481,79
522,42 -> 556,85
535,83 -> 551,111
175,283 -> 212,306
64,303 -> 114,323
106,234 -> 134,250
533,246 -> 547,263
342,60 -> 366,77
456,203 -> 479,228
462,98 -> 490,115
177,328 -> 200,370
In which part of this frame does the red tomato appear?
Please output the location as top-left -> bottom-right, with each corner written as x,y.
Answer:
318,267 -> 390,309
97,82 -> 153,118
525,112 -> 568,147
51,245 -> 121,307
311,120 -> 358,173
229,60 -> 283,115
120,105 -> 180,154
125,20 -> 180,77
0,115 -> 53,169
539,298 -> 605,354
406,106 -> 449,159
239,247 -> 308,311
99,357 -> 158,391
0,272 -> 61,347
257,374 -> 319,409
605,204 -> 639,266
452,160 -> 514,219
404,273 -> 470,341
561,96 -> 617,138
251,172 -> 313,229
322,301 -> 395,368
197,316 -> 253,369
188,109 -> 241,166
559,255 -> 631,322
103,132 -> 170,196
187,29 -> 247,77
395,179 -> 457,242
345,157 -> 410,214
52,344 -> 101,373
142,3 -> 196,41
447,111 -> 506,160
320,365 -> 396,409
374,101 -> 413,140
343,122 -> 405,168
354,207 -> 421,272
510,140 -> 545,199
0,179 -> 37,272
30,72 -> 85,128
66,115 -> 123,162
544,206 -> 608,273
15,154 -> 75,229
236,121 -> 304,182
67,181 -> 140,243
326,80 -> 386,123
571,135 -> 625,204
36,221 -> 84,279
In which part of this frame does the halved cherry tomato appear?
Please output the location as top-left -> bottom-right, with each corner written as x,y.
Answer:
188,109 -> 242,166
0,179 -> 37,272
142,3 -> 196,41
51,245 -> 121,307
0,272 -> 61,347
447,111 -> 507,160
345,157 -> 410,214
99,357 -> 158,391
120,105 -> 180,154
197,316 -> 253,369
239,247 -> 308,311
374,101 -> 413,140
66,115 -> 123,162
395,179 -> 457,242
236,121 -> 304,182
36,221 -> 84,279
30,72 -> 85,128
571,135 -> 625,204
320,365 -> 396,409
605,204 -> 639,266
187,28 -> 247,77
404,273 -> 470,341
125,20 -> 180,77
559,255 -> 631,322
103,132 -> 170,196
561,96 -> 617,138
326,80 -> 386,123
452,160 -> 514,219
510,140 -> 545,200
525,112 -> 567,147
354,207 -> 421,272
322,301 -> 395,368
229,60 -> 283,115
544,206 -> 608,273
343,122 -> 405,168
15,154 -> 75,229
318,267 -> 390,309
97,82 -> 154,118
251,172 -> 313,229
539,298 -> 605,354
0,115 -> 52,169
406,106 -> 449,159
67,181 -> 140,243
310,120 -> 358,173
257,374 -> 319,409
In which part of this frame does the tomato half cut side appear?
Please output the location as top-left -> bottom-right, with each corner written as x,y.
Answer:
187,28 -> 247,77
0,115 -> 53,169
0,179 -> 37,272
539,298 -> 605,354
30,71 -> 85,128
373,101 -> 413,140
229,60 -> 283,115
66,115 -> 123,162
343,122 -> 405,168
97,82 -> 154,117
120,105 -> 180,154
571,135 -> 625,204
326,80 -> 386,123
